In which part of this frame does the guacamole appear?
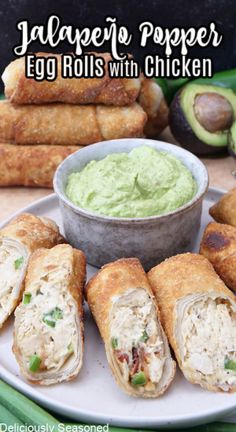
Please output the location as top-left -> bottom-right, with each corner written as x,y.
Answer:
66,146 -> 197,218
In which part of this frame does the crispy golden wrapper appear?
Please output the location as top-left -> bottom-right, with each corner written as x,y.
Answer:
148,253 -> 236,393
0,101 -> 146,145
200,221 -> 236,292
13,244 -> 86,385
0,144 -> 81,187
86,258 -> 175,398
0,213 -> 64,328
209,188 -> 236,227
2,53 -> 141,106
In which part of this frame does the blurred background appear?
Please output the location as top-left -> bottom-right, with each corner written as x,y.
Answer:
0,0 -> 235,91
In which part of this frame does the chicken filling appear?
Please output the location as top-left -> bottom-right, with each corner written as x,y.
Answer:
15,263 -> 79,376
181,296 -> 236,390
0,239 -> 26,315
110,288 -> 165,391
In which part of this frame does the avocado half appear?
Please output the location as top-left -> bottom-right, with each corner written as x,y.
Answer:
228,121 -> 236,158
169,84 -> 236,156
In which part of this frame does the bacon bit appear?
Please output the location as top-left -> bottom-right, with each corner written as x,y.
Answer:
116,351 -> 129,363
131,347 -> 139,375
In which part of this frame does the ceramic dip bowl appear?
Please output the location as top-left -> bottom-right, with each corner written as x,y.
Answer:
54,138 -> 209,269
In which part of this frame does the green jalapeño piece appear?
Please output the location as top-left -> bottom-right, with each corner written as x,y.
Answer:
14,256 -> 24,270
131,371 -> 147,386
23,293 -> 32,305
224,357 -> 236,371
29,355 -> 41,373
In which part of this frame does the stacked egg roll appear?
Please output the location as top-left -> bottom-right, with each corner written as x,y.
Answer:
200,222 -> 236,292
2,53 -> 141,105
0,213 -> 64,328
0,101 -> 146,146
148,253 -> 236,392
0,144 -> 81,187
13,244 -> 86,385
0,52 -> 169,187
86,258 -> 175,398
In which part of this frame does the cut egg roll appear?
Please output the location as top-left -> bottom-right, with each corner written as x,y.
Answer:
209,188 -> 236,227
86,258 -> 175,398
0,101 -> 146,146
0,213 -> 64,328
2,52 -> 141,106
200,222 -> 236,292
13,244 -> 86,385
138,78 -> 169,137
148,253 -> 236,393
0,144 -> 81,187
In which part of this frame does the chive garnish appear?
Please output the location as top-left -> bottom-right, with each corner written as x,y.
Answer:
29,355 -> 41,372
23,293 -> 32,305
14,256 -> 24,270
131,371 -> 147,386
140,330 -> 149,343
43,317 -> 56,328
225,358 -> 236,371
111,338 -> 118,349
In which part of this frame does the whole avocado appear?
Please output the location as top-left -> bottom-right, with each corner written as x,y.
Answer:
169,84 -> 236,156
228,122 -> 236,158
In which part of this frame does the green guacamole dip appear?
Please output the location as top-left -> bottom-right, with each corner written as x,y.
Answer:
66,146 -> 197,218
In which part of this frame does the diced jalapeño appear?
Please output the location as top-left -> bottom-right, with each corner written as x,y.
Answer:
224,358 -> 236,371
23,293 -> 32,305
131,371 -> 147,386
29,355 -> 41,372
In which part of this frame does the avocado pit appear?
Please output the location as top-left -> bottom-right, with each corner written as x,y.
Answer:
194,92 -> 233,133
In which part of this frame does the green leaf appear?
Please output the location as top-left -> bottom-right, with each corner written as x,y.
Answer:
14,256 -> 24,270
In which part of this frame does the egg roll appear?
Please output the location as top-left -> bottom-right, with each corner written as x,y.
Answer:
0,213 -> 64,328
0,144 -> 81,187
138,78 -> 169,137
86,258 -> 175,398
148,253 -> 236,393
209,188 -> 236,227
13,244 -> 86,385
0,101 -> 146,145
200,222 -> 236,292
2,53 -> 141,106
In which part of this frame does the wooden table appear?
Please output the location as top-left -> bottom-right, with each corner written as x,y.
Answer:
0,132 -> 235,222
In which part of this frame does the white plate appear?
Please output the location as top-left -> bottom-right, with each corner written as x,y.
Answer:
1,188 -> 236,429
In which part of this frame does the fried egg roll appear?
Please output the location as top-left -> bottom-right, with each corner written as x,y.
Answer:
2,53 -> 141,106
0,144 -> 81,187
209,188 -> 236,227
0,101 -> 146,145
138,78 -> 169,137
200,222 -> 236,292
148,253 -> 236,393
13,244 -> 86,385
0,213 -> 64,328
86,258 -> 175,398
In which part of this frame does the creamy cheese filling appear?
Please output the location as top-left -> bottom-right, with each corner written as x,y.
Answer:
181,296 -> 236,390
110,288 -> 165,391
16,262 -> 79,376
0,239 -> 27,316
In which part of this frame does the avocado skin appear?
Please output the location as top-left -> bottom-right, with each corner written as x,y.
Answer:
169,91 -> 227,156
228,122 -> 236,158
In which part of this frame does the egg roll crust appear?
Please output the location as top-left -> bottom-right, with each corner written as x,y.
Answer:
200,222 -> 236,292
13,244 -> 86,385
148,253 -> 236,392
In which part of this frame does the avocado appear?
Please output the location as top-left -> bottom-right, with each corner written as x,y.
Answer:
228,122 -> 236,158
169,84 -> 236,156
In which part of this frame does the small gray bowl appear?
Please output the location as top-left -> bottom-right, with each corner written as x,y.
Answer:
54,139 -> 209,269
